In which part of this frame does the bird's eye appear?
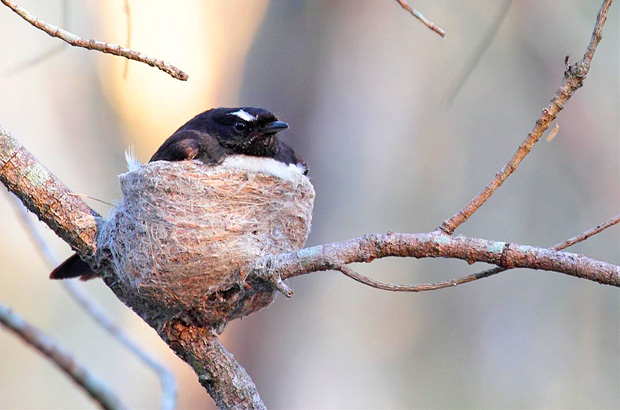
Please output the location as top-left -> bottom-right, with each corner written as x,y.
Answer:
234,121 -> 247,132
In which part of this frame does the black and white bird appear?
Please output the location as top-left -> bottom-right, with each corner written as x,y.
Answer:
51,107 -> 308,280
149,107 -> 307,179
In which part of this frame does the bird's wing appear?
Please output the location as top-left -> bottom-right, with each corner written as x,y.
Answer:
149,130 -> 202,162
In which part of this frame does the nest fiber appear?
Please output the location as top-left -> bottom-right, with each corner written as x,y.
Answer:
97,161 -> 314,328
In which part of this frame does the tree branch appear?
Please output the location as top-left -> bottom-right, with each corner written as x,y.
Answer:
336,214 -> 620,293
265,231 -> 619,287
0,125 -> 100,258
0,303 -> 125,410
159,322 -> 265,410
439,0 -> 614,235
0,0 -> 188,81
394,0 -> 446,38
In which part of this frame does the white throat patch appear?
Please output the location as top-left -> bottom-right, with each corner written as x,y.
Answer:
220,155 -> 305,181
229,109 -> 256,122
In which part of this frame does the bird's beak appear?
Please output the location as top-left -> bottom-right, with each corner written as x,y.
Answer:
260,121 -> 289,134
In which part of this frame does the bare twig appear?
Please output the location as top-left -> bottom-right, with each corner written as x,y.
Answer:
394,0 -> 446,38
443,213 -> 620,289
0,303 -> 125,410
336,214 -> 620,293
123,0 -> 132,79
0,0 -> 188,81
336,264 -> 484,292
8,196 -> 177,410
445,0 -> 512,105
439,0 -> 614,235
554,214 -> 620,250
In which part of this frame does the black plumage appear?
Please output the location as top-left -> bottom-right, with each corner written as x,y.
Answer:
150,107 -> 307,173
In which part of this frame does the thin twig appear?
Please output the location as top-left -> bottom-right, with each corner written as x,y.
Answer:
445,0 -> 512,105
123,0 -> 131,79
439,0 -> 614,235
394,0 -> 446,38
9,195 -> 177,410
0,0 -> 188,81
554,214 -> 620,250
0,303 -> 125,410
336,264 -> 485,292
335,214 -> 620,293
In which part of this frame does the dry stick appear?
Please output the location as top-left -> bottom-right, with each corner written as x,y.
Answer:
337,214 -> 620,292
0,0 -> 188,81
445,0 -> 512,105
0,303 -> 125,410
439,0 -> 614,235
123,0 -> 132,79
394,0 -> 446,38
9,197 -> 177,410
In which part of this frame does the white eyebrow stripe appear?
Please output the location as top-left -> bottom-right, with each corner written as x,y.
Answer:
230,109 -> 256,122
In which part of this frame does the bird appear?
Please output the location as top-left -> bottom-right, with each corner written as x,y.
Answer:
50,107 -> 308,280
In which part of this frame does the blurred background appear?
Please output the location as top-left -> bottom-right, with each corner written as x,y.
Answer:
0,0 -> 618,408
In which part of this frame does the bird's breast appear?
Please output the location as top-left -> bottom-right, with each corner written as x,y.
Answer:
220,155 -> 306,181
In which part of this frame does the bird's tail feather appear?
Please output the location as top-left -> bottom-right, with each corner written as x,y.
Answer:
50,254 -> 98,281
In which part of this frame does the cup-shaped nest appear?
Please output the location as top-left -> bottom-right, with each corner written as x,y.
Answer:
96,161 -> 314,329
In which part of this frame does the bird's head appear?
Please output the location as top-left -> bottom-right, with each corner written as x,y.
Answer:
177,107 -> 289,157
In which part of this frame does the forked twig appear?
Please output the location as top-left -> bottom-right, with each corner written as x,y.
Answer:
336,214 -> 620,293
439,0 -> 614,235
0,303 -> 125,410
0,0 -> 188,81
123,0 -> 132,79
394,0 -> 446,38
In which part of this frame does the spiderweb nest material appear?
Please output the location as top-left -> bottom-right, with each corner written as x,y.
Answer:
96,160 -> 314,329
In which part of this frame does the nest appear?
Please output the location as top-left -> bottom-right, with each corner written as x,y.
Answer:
96,160 -> 314,329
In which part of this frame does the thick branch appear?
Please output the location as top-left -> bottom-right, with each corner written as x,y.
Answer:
439,0 -> 614,235
267,232 -> 620,287
0,126 -> 99,258
159,322 -> 265,410
0,303 -> 125,410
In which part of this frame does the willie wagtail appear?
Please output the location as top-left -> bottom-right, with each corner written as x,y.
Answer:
50,107 -> 308,280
